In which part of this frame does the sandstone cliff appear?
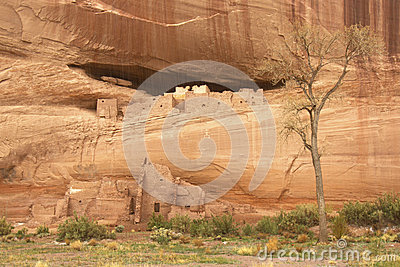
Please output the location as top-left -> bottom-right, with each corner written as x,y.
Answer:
1,0 -> 400,226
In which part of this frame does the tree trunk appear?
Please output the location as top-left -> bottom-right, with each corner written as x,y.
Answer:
311,115 -> 328,243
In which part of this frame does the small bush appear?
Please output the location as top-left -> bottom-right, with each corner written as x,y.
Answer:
16,228 -> 28,239
266,236 -> 279,251
340,194 -> 400,227
190,218 -> 213,237
340,201 -> 377,226
242,223 -> 256,236
256,217 -> 279,235
150,227 -> 172,245
36,224 -> 50,237
57,213 -> 115,241
277,204 -> 319,233
115,225 -> 125,233
236,245 -> 259,256
376,193 -> 400,224
147,213 -> 171,230
331,215 -> 348,240
211,214 -> 238,236
170,214 -> 191,233
0,217 -> 12,236
171,231 -> 182,240
297,234 -> 308,243
70,240 -> 83,251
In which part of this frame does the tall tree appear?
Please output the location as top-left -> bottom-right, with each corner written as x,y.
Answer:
260,23 -> 383,242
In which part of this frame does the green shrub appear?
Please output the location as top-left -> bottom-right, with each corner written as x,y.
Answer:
16,228 -> 28,239
57,213 -> 115,241
0,217 -> 12,236
340,201 -> 377,226
170,214 -> 191,233
211,214 -> 238,236
331,215 -> 348,239
190,218 -> 214,237
256,217 -> 279,235
150,228 -> 172,245
147,213 -> 171,230
340,193 -> 400,227
36,224 -> 50,237
375,193 -> 400,225
277,204 -> 319,233
242,223 -> 256,236
115,225 -> 125,233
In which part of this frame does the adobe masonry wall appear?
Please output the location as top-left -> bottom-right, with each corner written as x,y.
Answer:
97,99 -> 118,120
122,86 -> 264,119
160,86 -> 265,114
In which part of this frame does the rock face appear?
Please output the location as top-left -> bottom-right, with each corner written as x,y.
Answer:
1,0 -> 400,226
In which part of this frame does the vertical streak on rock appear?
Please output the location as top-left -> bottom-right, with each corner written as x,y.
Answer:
343,0 -> 370,26
212,0 -> 232,62
370,0 -> 380,32
241,0 -> 255,61
206,0 -> 216,59
289,0 -> 306,22
165,0 -> 178,62
291,0 -> 296,21
383,0 -> 399,56
310,0 -> 320,24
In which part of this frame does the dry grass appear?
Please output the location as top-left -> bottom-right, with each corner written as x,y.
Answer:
236,245 -> 259,256
106,241 -> 119,250
70,240 -> 82,251
34,261 -> 49,267
192,239 -> 204,247
266,237 -> 279,251
297,234 -> 308,243
88,239 -> 98,246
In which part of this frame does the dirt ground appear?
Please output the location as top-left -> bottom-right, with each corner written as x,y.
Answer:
1,231 -> 399,266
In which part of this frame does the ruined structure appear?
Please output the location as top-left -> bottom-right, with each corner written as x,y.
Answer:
1,0 -> 400,228
96,99 -> 118,120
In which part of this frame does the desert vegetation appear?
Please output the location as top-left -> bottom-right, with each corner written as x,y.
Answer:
1,194 -> 400,265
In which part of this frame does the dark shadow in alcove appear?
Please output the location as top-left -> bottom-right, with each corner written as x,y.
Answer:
68,62 -> 285,94
68,62 -> 157,89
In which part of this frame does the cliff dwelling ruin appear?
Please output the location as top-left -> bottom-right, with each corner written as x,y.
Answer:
48,85 -> 265,227
2,0 -> 400,233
